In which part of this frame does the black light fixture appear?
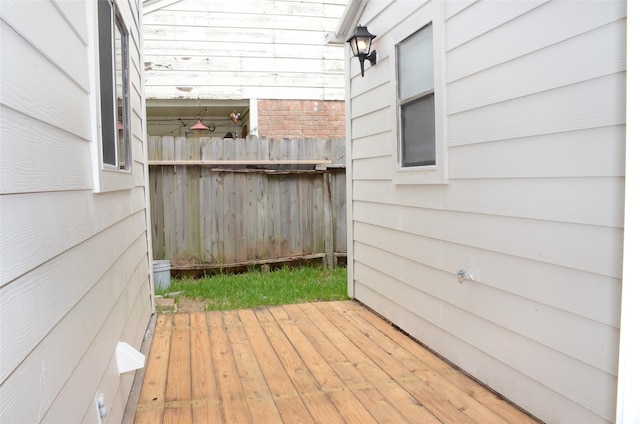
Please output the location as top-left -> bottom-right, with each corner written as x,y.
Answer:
347,25 -> 377,77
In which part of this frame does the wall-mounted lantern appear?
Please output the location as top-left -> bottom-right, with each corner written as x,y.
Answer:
347,25 -> 377,77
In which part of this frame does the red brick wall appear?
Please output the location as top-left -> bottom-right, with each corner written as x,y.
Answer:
257,100 -> 345,139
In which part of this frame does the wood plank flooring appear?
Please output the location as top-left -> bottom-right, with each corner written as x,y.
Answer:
134,301 -> 540,423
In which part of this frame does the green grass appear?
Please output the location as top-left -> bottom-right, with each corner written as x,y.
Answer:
161,266 -> 349,311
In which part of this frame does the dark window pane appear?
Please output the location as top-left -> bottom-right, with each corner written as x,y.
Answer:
98,0 -> 116,166
115,15 -> 129,169
401,94 -> 435,167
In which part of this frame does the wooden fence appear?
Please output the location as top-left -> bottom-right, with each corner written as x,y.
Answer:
148,136 -> 346,273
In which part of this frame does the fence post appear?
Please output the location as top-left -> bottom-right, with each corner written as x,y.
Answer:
323,172 -> 335,269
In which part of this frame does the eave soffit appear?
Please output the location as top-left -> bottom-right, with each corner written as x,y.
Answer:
332,0 -> 367,44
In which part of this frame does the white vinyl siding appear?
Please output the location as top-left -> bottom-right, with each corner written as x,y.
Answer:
0,0 -> 153,422
347,1 -> 626,423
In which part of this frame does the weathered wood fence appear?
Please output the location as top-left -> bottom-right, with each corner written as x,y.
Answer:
148,136 -> 346,273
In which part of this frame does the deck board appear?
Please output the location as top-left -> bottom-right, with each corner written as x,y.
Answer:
238,308 -> 314,423
135,314 -> 171,424
254,307 -> 346,423
223,310 -> 283,423
134,301 -> 540,423
208,311 -> 254,423
190,312 -> 223,423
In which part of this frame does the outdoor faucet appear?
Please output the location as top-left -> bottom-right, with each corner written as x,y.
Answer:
457,269 -> 472,283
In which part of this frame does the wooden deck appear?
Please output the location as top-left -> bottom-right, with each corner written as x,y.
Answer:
133,301 -> 539,423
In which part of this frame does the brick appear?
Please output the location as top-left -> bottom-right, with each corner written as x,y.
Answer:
257,99 -> 345,139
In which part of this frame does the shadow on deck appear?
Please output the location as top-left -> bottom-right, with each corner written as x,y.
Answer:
127,300 -> 540,423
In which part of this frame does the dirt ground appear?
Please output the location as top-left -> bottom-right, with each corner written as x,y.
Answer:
175,297 -> 209,313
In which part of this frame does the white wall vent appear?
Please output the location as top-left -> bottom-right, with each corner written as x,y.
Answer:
115,342 -> 145,374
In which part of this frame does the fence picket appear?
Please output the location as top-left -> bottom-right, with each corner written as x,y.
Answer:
148,136 -> 346,271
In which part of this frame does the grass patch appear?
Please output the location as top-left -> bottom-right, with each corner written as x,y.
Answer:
162,266 -> 349,311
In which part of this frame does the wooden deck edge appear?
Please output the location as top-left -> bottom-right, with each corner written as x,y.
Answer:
122,314 -> 157,424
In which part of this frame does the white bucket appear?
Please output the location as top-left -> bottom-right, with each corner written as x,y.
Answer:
153,260 -> 171,291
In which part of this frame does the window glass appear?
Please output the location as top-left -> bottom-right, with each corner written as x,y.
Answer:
398,24 -> 433,100
98,0 -> 130,170
397,23 -> 435,168
114,16 -> 129,169
401,94 -> 435,167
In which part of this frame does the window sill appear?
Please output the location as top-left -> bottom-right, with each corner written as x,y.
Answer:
93,166 -> 134,193
393,165 -> 448,185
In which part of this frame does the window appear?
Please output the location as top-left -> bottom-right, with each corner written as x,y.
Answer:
397,23 -> 435,168
98,0 -> 130,171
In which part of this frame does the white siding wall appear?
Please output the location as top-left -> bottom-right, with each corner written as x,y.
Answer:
347,1 -> 626,423
143,0 -> 347,100
0,0 -> 153,423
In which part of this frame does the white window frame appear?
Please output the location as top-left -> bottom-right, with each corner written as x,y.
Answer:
90,0 -> 134,193
390,2 -> 447,185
